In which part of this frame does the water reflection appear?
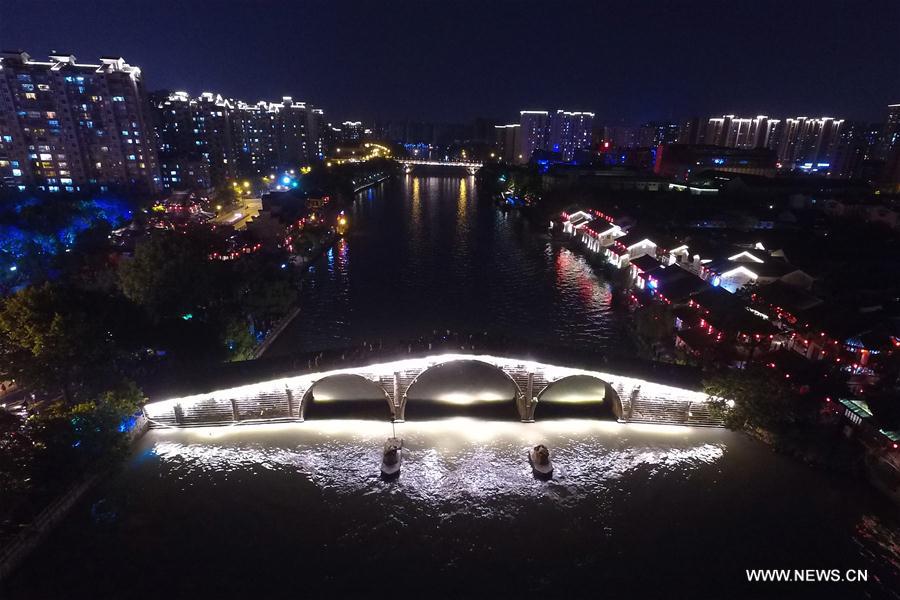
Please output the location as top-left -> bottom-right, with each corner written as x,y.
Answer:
266,176 -> 629,356
9,421 -> 900,600
148,420 -> 725,506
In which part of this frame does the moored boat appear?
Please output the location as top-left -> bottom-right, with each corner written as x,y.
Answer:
528,444 -> 553,479
381,437 -> 403,478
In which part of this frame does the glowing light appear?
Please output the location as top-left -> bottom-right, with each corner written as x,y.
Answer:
719,266 -> 758,279
727,251 -> 764,263
144,353 -> 718,429
435,392 -> 511,405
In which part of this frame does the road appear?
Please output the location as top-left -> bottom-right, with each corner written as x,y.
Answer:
211,197 -> 262,230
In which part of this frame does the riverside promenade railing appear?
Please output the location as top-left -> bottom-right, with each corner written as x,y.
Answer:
0,413 -> 148,582
0,473 -> 101,581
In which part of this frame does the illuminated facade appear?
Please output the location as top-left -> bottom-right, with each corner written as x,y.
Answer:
704,115 -> 782,149
230,98 -> 323,176
518,109 -> 595,162
518,110 -> 549,162
637,121 -> 680,148
493,123 -> 520,163
548,110 -> 594,161
153,91 -> 325,186
777,116 -> 844,170
152,91 -> 235,189
0,51 -> 161,191
882,104 -> 900,190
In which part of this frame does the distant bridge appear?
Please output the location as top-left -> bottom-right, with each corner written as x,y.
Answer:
396,158 -> 483,174
142,353 -> 723,428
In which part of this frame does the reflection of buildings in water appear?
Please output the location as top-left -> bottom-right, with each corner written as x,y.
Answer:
555,248 -> 602,305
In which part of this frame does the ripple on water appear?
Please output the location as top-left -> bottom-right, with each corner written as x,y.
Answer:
148,421 -> 725,524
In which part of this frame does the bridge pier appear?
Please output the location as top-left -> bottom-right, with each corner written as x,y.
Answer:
392,372 -> 402,420
521,372 -> 536,421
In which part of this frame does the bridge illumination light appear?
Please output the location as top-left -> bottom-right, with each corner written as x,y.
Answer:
436,392 -> 511,405
143,353 -> 720,428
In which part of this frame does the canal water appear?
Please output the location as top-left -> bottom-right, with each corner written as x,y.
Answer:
265,175 -> 627,356
5,176 -> 900,598
5,422 -> 900,599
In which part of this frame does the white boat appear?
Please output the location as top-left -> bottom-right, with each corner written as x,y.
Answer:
528,444 -> 553,479
381,437 -> 403,478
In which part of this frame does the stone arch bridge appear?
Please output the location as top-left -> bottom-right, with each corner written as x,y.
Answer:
143,354 -> 723,428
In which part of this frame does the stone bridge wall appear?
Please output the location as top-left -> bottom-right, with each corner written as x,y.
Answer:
143,354 -> 723,428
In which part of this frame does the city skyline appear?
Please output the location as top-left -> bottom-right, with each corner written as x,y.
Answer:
3,0 -> 899,124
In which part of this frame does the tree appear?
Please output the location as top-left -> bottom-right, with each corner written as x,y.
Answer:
213,183 -> 239,211
704,366 -> 799,433
118,230 -> 225,321
26,381 -> 144,479
0,283 -> 134,403
232,254 -> 297,333
635,303 -> 674,343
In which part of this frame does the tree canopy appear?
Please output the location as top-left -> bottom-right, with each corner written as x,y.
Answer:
704,367 -> 799,433
118,230 -> 226,321
0,282 -> 137,403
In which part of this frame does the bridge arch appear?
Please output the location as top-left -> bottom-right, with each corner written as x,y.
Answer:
400,359 -> 522,420
534,375 -> 622,420
300,374 -> 394,420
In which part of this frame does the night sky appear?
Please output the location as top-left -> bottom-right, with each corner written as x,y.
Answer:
3,0 -> 899,124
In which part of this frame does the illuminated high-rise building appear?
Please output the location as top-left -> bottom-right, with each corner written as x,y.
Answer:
493,123 -> 521,163
152,91 -> 236,190
638,121 -> 680,148
518,110 -> 549,162
548,110 -> 594,161
777,116 -> 844,168
518,109 -> 594,162
229,98 -> 319,176
704,115 -> 781,149
0,51 -> 160,191
881,104 -> 900,190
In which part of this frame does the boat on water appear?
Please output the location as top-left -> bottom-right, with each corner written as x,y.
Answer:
381,437 -> 403,478
528,444 -> 553,479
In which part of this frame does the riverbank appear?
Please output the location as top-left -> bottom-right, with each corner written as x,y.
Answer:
252,229 -> 339,359
0,413 -> 149,582
507,199 -> 900,507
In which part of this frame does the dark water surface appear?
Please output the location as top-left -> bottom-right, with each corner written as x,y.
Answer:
5,176 -> 900,599
5,422 -> 900,599
266,175 -> 627,356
